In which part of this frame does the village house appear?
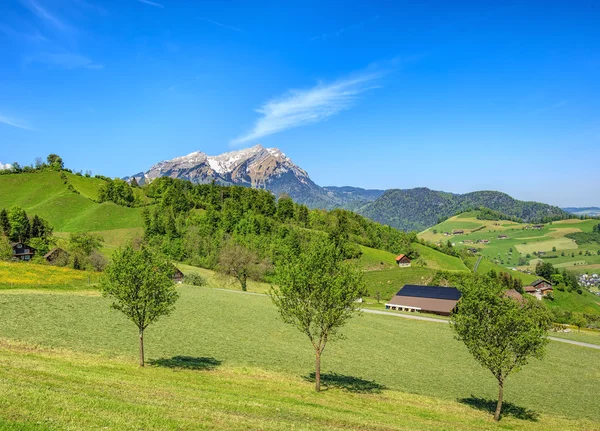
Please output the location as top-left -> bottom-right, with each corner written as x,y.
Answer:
44,248 -> 70,265
467,247 -> 478,253
11,242 -> 36,261
453,230 -> 464,235
395,254 -> 411,268
477,239 -> 490,244
385,285 -> 461,316
532,225 -> 544,230
171,265 -> 184,284
524,279 -> 553,299
497,235 -> 508,240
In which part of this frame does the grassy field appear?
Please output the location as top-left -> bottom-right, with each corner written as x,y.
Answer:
2,340 -> 598,431
419,212 -> 599,274
1,286 -> 598,426
0,261 -> 100,290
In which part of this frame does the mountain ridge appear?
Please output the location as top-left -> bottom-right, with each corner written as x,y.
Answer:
129,145 -> 573,231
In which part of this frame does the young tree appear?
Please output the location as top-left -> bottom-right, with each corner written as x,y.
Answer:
451,277 -> 552,421
271,238 -> 364,392
101,245 -> 179,366
217,241 -> 267,291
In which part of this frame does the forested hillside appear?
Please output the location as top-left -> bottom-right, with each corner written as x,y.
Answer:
358,188 -> 571,231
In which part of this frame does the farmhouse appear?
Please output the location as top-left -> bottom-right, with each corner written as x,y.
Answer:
532,225 -> 544,230
467,248 -> 478,253
385,285 -> 461,316
172,265 -> 184,284
477,239 -> 490,244
11,242 -> 36,261
44,248 -> 69,265
498,235 -> 508,239
395,254 -> 411,267
453,230 -> 464,235
524,279 -> 553,298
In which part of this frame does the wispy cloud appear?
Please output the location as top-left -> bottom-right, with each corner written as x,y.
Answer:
25,52 -> 103,69
20,0 -> 68,32
137,0 -> 164,8
311,16 -> 378,41
0,114 -> 31,130
199,17 -> 245,33
231,72 -> 381,145
0,162 -> 13,171
529,100 -> 569,115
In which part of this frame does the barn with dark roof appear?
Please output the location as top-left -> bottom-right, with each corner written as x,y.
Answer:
385,285 -> 461,316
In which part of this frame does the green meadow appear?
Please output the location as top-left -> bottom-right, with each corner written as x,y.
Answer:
0,284 -> 599,431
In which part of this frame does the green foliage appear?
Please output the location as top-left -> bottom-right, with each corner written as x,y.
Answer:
271,237 -> 364,391
476,207 -> 523,223
101,245 -> 179,366
565,231 -> 600,244
7,206 -> 30,242
0,235 -> 12,260
216,240 -> 268,291
451,276 -> 552,421
68,232 -> 106,271
98,178 -> 137,207
183,272 -> 207,286
535,261 -> 556,280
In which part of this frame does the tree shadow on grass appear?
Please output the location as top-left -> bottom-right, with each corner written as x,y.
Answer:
148,356 -> 222,371
458,396 -> 539,422
302,372 -> 386,394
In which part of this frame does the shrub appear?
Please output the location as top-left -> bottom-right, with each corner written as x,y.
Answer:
184,273 -> 207,286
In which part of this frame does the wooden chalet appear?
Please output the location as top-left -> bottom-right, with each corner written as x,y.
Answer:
524,279 -> 553,297
453,230 -> 464,235
44,248 -> 69,265
385,285 -> 461,316
532,225 -> 544,230
172,265 -> 184,284
395,254 -> 411,268
497,235 -> 508,239
11,242 -> 35,261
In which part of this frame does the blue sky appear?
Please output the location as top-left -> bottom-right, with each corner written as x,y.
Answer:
0,0 -> 599,206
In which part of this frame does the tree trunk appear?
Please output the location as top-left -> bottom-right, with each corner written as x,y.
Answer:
139,328 -> 145,367
494,379 -> 504,421
315,350 -> 321,392
241,274 -> 247,291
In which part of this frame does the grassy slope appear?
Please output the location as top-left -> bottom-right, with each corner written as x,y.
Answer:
0,261 -> 101,289
358,245 -> 467,300
418,213 -> 599,272
1,340 -> 597,431
0,172 -> 144,232
1,286 -> 598,424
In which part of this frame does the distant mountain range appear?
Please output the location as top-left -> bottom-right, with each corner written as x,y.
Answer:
129,145 -> 573,231
563,207 -> 600,216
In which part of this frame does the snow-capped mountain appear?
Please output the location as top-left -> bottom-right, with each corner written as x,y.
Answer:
129,145 -> 336,207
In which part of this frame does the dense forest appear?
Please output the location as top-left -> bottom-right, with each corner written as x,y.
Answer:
138,177 -> 420,275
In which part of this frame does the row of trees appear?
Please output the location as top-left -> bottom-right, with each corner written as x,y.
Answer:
0,154 -> 65,175
102,238 -> 551,422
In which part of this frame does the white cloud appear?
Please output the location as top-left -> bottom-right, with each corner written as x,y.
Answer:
0,114 -> 31,130
0,162 -> 13,171
136,0 -> 164,8
231,72 -> 381,145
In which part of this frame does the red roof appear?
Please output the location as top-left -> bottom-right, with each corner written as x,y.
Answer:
395,254 -> 410,262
